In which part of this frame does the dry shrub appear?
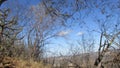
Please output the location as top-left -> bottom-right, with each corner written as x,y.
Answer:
0,57 -> 51,68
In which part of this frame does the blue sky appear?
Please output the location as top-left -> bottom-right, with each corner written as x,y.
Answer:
1,0 -> 119,57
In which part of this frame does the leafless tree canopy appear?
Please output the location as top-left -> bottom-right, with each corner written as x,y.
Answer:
0,0 -> 120,68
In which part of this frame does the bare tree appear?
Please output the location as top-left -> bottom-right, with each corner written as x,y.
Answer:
93,2 -> 120,66
94,29 -> 120,68
0,8 -> 23,58
25,2 -> 67,61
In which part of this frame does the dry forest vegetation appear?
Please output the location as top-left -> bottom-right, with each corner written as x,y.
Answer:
0,0 -> 120,68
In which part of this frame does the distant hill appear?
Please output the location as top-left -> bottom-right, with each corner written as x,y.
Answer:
44,49 -> 120,68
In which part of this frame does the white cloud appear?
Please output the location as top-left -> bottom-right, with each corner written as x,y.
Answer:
76,32 -> 84,36
58,30 -> 72,36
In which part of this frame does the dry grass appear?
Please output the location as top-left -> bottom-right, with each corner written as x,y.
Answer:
0,57 -> 51,68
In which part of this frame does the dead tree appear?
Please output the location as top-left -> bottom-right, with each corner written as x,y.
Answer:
0,9 -> 23,57
94,32 -> 120,67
